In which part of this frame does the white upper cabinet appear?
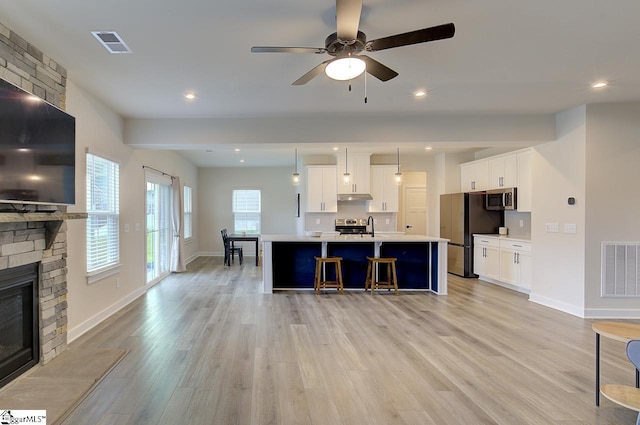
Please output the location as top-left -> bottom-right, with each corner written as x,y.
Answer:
488,153 -> 517,189
460,148 -> 532,212
337,152 -> 371,194
306,166 -> 337,212
460,160 -> 489,192
368,165 -> 399,212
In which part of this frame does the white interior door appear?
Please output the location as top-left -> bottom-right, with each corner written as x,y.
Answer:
403,186 -> 427,236
146,172 -> 172,285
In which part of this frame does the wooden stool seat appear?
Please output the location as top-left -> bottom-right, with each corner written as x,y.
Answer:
365,257 -> 398,295
314,257 -> 344,294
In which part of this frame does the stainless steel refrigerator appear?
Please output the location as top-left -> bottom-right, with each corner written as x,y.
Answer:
440,192 -> 503,277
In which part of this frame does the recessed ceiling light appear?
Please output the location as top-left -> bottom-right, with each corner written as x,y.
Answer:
414,90 -> 427,97
425,146 -> 433,150
184,92 -> 197,100
234,148 -> 240,152
333,147 -> 339,151
591,81 -> 608,89
240,159 -> 245,163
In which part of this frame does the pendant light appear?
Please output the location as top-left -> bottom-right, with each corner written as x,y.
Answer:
343,147 -> 351,183
395,147 -> 402,185
292,148 -> 300,186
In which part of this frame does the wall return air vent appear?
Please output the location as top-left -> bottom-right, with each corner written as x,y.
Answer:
91,31 -> 132,54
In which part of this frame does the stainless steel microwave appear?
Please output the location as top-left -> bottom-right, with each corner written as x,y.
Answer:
486,187 -> 517,210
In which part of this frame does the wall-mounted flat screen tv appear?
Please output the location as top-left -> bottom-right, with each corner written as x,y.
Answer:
0,78 -> 75,206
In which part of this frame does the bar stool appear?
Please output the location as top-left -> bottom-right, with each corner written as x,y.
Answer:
365,257 -> 398,295
314,257 -> 344,294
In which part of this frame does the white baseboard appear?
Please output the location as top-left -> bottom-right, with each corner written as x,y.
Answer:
198,251 -> 223,257
476,276 -> 531,295
67,286 -> 146,343
185,253 -> 199,264
582,308 -> 640,319
528,292 -> 585,318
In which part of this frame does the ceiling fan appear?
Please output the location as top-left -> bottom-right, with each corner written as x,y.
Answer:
251,0 -> 455,85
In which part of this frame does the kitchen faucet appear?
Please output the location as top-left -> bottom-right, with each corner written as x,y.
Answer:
367,216 -> 375,238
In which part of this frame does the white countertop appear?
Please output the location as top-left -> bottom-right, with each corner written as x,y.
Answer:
473,234 -> 532,242
261,234 -> 448,243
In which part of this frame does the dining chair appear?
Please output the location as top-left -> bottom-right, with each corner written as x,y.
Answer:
221,229 -> 243,266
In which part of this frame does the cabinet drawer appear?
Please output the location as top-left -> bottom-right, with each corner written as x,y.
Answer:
474,237 -> 500,248
500,240 -> 532,252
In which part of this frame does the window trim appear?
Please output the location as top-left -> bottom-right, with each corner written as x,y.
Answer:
184,184 -> 193,241
86,152 -> 120,282
232,189 -> 261,234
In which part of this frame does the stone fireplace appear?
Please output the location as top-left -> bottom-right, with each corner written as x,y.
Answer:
0,212 -> 86,387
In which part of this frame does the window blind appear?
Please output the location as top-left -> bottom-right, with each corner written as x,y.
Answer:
86,153 -> 120,273
232,189 -> 261,234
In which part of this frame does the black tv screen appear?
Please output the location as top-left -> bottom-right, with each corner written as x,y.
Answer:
0,78 -> 75,206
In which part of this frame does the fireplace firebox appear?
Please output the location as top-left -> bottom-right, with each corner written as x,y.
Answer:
0,263 -> 39,389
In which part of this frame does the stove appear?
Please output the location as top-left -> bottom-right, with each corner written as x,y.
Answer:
335,218 -> 369,235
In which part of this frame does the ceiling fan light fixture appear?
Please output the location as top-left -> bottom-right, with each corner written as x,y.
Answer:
325,57 -> 366,81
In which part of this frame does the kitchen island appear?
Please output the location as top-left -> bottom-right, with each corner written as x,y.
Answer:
260,234 -> 448,294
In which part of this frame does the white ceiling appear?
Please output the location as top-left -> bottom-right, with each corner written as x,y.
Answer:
2,0 -> 640,166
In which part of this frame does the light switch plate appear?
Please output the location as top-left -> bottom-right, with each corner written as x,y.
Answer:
135,223 -> 141,232
546,223 -> 559,233
385,219 -> 390,224
124,224 -> 130,233
315,219 -> 320,224
564,223 -> 577,234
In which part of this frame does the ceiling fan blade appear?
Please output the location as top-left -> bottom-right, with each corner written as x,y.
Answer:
336,0 -> 362,40
251,46 -> 326,54
365,23 -> 455,52
292,60 -> 332,85
360,55 -> 398,82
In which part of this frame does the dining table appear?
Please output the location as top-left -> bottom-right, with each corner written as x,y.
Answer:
227,233 -> 260,266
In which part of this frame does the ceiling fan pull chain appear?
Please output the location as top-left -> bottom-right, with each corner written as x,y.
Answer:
364,70 -> 368,103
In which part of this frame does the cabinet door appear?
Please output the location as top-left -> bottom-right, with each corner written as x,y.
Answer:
383,168 -> 399,212
489,158 -> 504,189
460,163 -> 475,191
321,167 -> 338,212
474,161 -> 490,191
369,166 -> 385,212
518,251 -> 532,290
503,154 -> 518,187
489,154 -> 517,189
517,150 -> 532,212
473,245 -> 486,276
485,246 -> 500,280
499,249 -> 518,285
306,167 -> 325,212
351,153 -> 371,194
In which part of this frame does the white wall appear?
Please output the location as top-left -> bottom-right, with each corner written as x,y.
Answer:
584,102 -> 640,317
529,106 -> 586,316
65,81 -> 198,341
197,167 -> 297,256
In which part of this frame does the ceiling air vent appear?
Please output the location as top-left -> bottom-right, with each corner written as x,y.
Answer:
91,31 -> 132,54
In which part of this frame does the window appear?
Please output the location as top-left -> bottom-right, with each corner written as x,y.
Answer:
86,153 -> 120,275
232,189 -> 261,234
184,185 -> 193,239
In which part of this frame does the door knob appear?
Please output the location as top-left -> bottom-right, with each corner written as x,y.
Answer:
406,225 -> 413,229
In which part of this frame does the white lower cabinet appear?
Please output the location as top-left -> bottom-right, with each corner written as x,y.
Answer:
474,236 -> 532,291
473,237 -> 500,280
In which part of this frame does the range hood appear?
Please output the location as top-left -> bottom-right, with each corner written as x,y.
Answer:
337,193 -> 373,201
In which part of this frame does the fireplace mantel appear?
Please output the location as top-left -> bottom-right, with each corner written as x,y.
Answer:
0,212 -> 88,249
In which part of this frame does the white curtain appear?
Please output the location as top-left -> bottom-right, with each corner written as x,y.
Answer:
170,176 -> 186,272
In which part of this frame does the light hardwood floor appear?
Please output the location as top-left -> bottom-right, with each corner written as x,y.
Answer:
62,257 -> 640,425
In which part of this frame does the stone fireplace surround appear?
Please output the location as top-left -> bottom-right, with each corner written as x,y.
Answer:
0,212 -> 86,366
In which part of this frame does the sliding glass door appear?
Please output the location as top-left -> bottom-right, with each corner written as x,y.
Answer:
146,173 -> 172,285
